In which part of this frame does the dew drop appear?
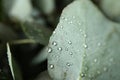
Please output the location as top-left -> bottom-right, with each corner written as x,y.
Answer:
49,64 -> 54,69
103,67 -> 108,72
68,41 -> 72,45
52,41 -> 57,46
48,47 -> 52,53
98,42 -> 101,46
80,72 -> 86,78
61,16 -> 68,21
94,58 -> 97,63
66,62 -> 71,66
53,31 -> 56,34
78,21 -> 82,26
65,18 -> 68,21
58,47 -> 62,51
69,52 -> 73,55
61,16 -> 65,19
83,44 -> 88,48
60,25 -> 63,29
84,34 -> 87,38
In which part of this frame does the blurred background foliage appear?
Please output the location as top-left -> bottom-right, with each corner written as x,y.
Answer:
0,0 -> 74,80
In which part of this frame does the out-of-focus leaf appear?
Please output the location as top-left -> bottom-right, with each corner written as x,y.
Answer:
47,0 -> 120,80
0,23 -> 17,42
36,0 -> 55,15
35,71 -> 52,80
99,0 -> 120,22
32,47 -> 48,65
6,0 -> 32,22
22,22 -> 52,45
2,0 -> 14,14
7,43 -> 23,80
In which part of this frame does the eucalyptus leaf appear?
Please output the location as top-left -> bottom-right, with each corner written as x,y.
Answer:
35,71 -> 52,80
7,43 -> 23,80
22,22 -> 52,45
47,0 -> 120,80
36,0 -> 55,14
32,47 -> 48,65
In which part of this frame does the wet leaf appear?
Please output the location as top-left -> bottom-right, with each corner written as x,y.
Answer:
32,47 -> 48,65
47,0 -> 120,80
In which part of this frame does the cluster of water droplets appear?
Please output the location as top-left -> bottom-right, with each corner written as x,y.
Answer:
48,15 -> 109,79
47,38 -> 74,70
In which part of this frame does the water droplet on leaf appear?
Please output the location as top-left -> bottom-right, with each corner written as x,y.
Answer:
83,44 -> 88,48
94,58 -> 97,63
52,41 -> 57,46
68,41 -> 72,45
48,47 -> 52,53
60,25 -> 63,29
66,62 -> 71,66
58,47 -> 62,51
69,21 -> 73,24
69,52 -> 73,55
98,42 -> 101,46
80,72 -> 86,78
53,31 -> 56,34
49,64 -> 54,69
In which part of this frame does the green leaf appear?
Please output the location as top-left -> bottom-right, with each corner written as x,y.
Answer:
36,0 -> 55,14
35,71 -> 52,80
32,47 -> 48,65
3,0 -> 32,22
47,0 -> 120,80
7,43 -> 23,80
22,22 -> 52,45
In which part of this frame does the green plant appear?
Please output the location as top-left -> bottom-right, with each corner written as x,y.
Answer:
0,0 -> 120,80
